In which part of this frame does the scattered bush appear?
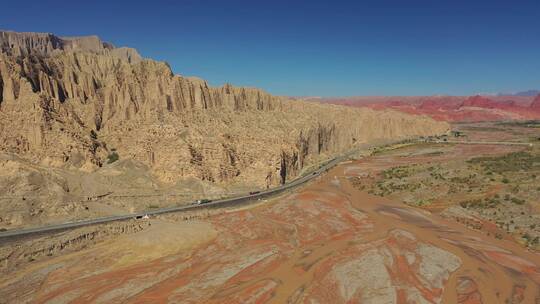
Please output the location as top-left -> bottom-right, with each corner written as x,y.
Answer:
510,197 -> 525,205
468,151 -> 540,173
107,151 -> 119,164
90,130 -> 98,140
459,196 -> 501,209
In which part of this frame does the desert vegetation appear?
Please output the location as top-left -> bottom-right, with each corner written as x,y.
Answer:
351,124 -> 540,250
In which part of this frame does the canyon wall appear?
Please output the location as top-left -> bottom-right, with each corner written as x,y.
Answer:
0,31 -> 449,190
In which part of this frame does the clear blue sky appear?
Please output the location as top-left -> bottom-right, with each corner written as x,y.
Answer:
1,0 -> 539,96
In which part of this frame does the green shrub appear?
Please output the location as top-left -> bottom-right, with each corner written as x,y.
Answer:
90,130 -> 98,140
107,151 -> 119,164
510,197 -> 525,205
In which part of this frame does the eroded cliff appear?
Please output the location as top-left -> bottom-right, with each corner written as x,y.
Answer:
0,30 -> 449,227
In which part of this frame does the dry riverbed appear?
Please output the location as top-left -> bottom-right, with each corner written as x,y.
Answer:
1,123 -> 539,303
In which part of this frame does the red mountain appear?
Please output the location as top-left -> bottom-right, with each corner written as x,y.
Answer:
460,95 -> 512,109
419,98 -> 462,111
312,95 -> 540,122
530,94 -> 540,111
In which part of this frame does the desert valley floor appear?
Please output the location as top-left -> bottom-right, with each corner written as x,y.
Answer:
2,123 -> 539,304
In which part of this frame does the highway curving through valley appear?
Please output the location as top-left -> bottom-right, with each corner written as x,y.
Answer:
4,138 -> 528,241
0,147 -> 358,241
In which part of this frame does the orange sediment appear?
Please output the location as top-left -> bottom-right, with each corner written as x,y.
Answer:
1,159 -> 539,303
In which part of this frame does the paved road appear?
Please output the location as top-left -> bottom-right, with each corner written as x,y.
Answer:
2,138 -> 532,241
0,146 -> 360,241
429,140 -> 533,147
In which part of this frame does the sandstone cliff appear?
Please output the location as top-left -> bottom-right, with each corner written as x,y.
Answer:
0,31 -> 449,227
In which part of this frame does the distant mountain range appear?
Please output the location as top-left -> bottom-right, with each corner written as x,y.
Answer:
313,94 -> 540,122
497,90 -> 540,97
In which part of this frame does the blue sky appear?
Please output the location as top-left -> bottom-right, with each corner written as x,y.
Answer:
1,0 -> 539,96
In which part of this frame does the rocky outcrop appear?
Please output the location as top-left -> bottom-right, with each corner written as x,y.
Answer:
0,219 -> 151,274
0,31 -> 119,56
0,30 -> 449,192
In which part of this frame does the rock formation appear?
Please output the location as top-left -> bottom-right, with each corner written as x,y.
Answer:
0,31 -> 449,215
